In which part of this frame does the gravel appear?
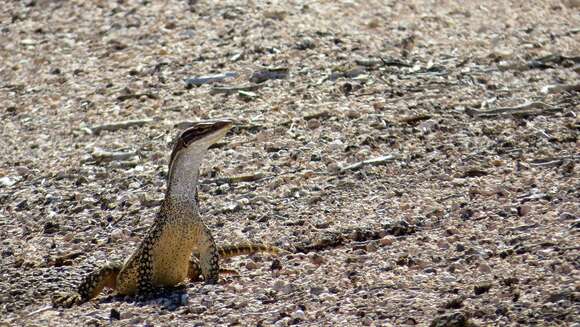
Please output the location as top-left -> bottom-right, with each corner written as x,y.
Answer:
1,0 -> 578,326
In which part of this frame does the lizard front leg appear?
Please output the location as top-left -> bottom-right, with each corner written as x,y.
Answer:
53,262 -> 121,308
136,245 -> 155,297
195,222 -> 219,284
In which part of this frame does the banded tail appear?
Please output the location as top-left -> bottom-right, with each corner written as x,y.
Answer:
218,242 -> 282,259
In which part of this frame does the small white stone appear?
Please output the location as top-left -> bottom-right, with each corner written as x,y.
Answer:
479,262 -> 492,274
441,272 -> 457,283
273,280 -> 286,291
275,317 -> 291,327
326,162 -> 340,174
292,309 -> 306,320
219,183 -> 230,192
0,176 -> 20,187
319,293 -> 338,302
110,229 -> 125,242
328,139 -> 345,151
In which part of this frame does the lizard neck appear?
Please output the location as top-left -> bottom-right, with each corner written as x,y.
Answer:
166,146 -> 205,204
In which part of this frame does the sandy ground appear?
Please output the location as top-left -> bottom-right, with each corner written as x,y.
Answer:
1,0 -> 579,326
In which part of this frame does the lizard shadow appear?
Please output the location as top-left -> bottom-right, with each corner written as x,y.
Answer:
99,284 -> 190,311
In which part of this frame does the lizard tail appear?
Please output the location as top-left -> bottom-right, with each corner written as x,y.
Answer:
218,242 -> 282,259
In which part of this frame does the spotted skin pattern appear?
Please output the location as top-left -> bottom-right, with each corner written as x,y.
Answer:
53,120 -> 281,308
53,240 -> 279,307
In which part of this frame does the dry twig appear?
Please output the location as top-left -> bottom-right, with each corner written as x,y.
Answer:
466,102 -> 562,118
210,84 -> 263,95
340,155 -> 398,172
541,83 -> 580,94
202,172 -> 267,185
90,119 -> 154,135
91,148 -> 138,163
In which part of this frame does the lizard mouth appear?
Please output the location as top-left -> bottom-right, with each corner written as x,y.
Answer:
180,119 -> 233,147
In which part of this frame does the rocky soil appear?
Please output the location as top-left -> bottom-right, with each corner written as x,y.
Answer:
0,1 -> 578,326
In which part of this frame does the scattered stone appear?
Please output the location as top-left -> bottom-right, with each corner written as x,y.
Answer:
238,90 -> 258,101
296,37 -> 315,50
430,311 -> 471,327
110,229 -> 125,242
249,67 -> 289,83
0,176 -> 21,187
270,258 -> 282,271
518,204 -> 531,216
185,72 -> 239,88
292,309 -> 306,320
43,222 -> 59,234
246,261 -> 258,270
478,262 -> 492,274
307,119 -> 321,129
110,308 -> 121,321
326,161 -> 340,174
91,148 -> 138,163
90,119 -> 153,135
444,296 -> 465,309
380,236 -> 394,246
474,282 -> 493,295
309,253 -> 325,265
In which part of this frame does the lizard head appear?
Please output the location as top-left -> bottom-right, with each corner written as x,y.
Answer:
166,119 -> 233,197
172,119 -> 233,154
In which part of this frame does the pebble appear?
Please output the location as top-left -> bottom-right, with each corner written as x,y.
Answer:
110,229 -> 125,242
189,305 -> 208,314
309,253 -> 325,265
518,204 -> 531,216
275,317 -> 291,326
326,161 -> 340,174
296,37 -> 315,50
559,212 -> 576,220
479,262 -> 492,274
273,280 -> 287,292
441,272 -> 457,283
380,236 -> 394,246
15,166 -> 30,176
218,183 -> 230,192
246,261 -> 258,270
110,308 -> 121,321
555,262 -> 573,274
437,240 -> 450,250
120,310 -> 136,320
291,309 -> 306,320
0,176 -> 20,187
345,109 -> 361,119
328,139 -> 345,151
319,292 -> 338,302
307,118 -> 321,129
309,286 -> 325,295
365,241 -> 378,252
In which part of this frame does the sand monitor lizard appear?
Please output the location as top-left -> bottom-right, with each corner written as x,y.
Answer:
53,119 -> 280,307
